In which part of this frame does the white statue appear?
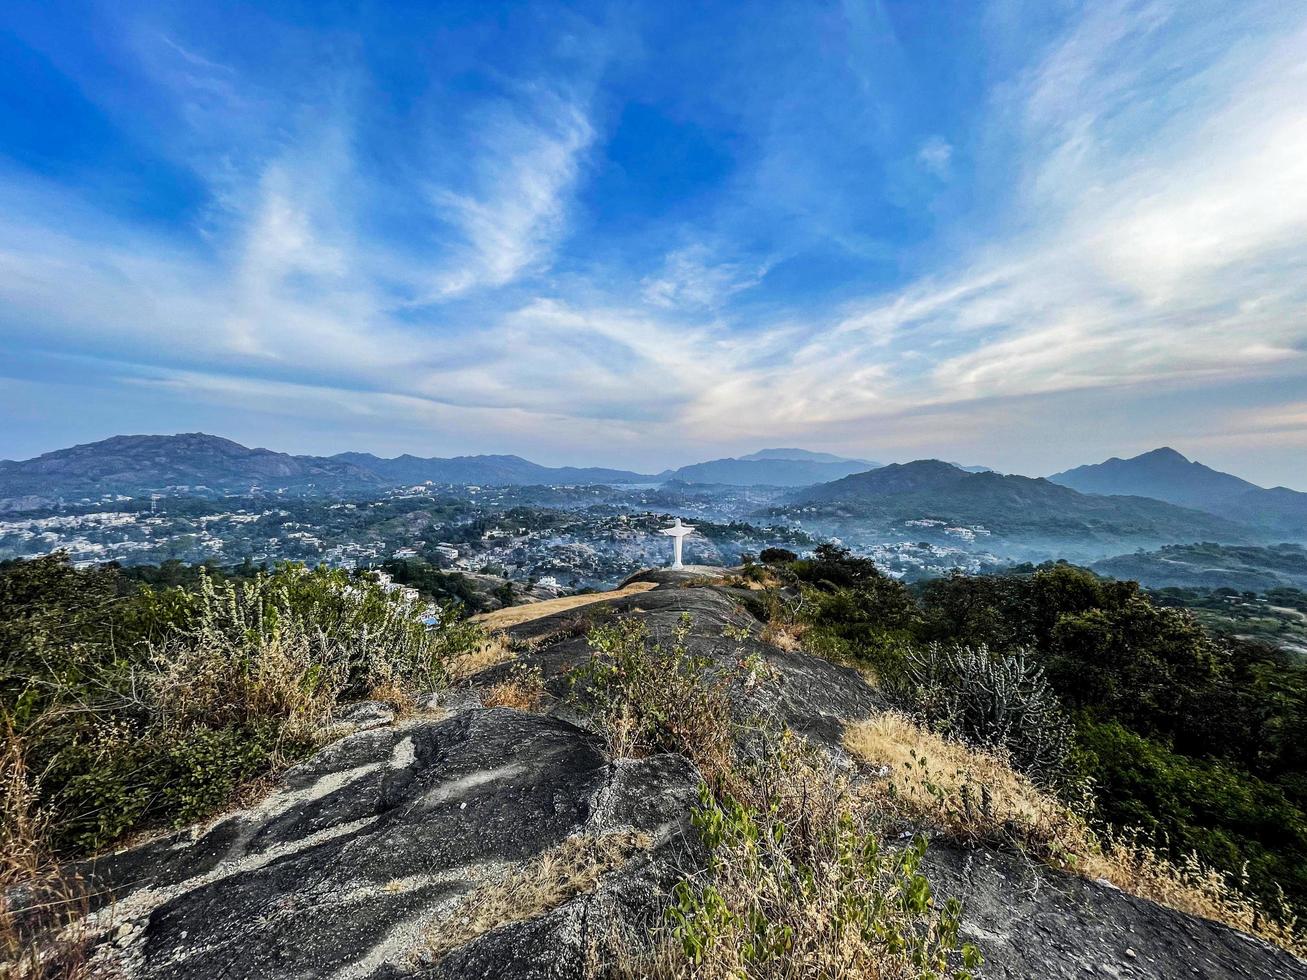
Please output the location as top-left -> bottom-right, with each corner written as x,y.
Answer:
659,517 -> 696,569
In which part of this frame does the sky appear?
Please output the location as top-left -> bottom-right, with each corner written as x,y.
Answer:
1,1 -> 1306,488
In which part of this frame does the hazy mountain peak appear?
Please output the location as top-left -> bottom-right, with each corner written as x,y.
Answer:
1136,446 -> 1190,463
738,448 -> 873,465
669,452 -> 879,487
1046,445 -> 1278,516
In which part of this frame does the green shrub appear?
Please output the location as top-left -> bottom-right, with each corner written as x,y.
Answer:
1,557 -> 483,856
892,642 -> 1073,782
644,753 -> 981,979
568,614 -> 737,788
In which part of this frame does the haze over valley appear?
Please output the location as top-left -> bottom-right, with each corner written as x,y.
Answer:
5,433 -> 1306,604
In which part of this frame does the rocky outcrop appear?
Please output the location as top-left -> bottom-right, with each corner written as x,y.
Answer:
490,575 -> 886,750
85,710 -> 698,979
79,574 -> 1307,979
925,844 -> 1307,979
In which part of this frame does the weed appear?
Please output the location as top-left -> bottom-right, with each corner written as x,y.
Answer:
568,615 -> 737,790
481,663 -> 547,712
627,737 -> 982,979
426,831 -> 651,961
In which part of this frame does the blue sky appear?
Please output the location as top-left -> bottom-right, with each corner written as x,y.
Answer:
2,0 -> 1306,487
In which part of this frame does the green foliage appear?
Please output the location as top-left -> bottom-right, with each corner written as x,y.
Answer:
792,553 -> 1307,917
380,558 -> 490,611
667,783 -> 981,979
782,543 -> 920,679
0,555 -> 483,855
894,642 -> 1073,781
0,554 -> 123,728
568,614 -> 736,783
1075,719 -> 1307,913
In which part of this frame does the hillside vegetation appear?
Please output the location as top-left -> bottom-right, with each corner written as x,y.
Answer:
1,553 -> 486,975
5,549 -> 1307,977
1094,542 -> 1307,592
753,546 -> 1307,922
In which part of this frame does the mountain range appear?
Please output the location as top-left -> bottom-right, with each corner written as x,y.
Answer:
0,434 -> 385,508
330,452 -> 650,488
0,435 -> 880,510
792,459 -> 1254,549
1049,447 -> 1307,537
3,436 -> 1304,550
663,448 -> 878,487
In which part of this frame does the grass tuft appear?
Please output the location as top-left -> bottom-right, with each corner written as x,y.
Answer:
426,831 -> 651,961
843,712 -> 1306,958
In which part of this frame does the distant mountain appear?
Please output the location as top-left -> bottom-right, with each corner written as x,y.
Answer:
1229,486 -> 1307,539
737,448 -> 876,465
668,451 -> 879,487
333,452 -> 652,486
0,433 -> 383,509
1093,542 -> 1307,592
0,434 -> 885,509
1049,448 -> 1258,508
793,459 -> 1254,547
1049,448 -> 1307,539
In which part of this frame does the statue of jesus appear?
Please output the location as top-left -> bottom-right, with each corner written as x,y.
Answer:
659,517 -> 696,569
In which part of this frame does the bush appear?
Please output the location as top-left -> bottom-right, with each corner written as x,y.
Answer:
758,547 -> 797,565
892,642 -> 1072,782
568,614 -> 737,789
2,558 -> 484,856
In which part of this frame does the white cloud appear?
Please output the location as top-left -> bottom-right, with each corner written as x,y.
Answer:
916,136 -> 952,178
641,244 -> 772,310
811,5 -> 1307,419
426,92 -> 594,298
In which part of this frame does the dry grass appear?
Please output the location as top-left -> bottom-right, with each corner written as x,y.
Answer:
759,617 -> 807,653
843,712 -> 1307,958
619,733 -> 980,979
480,664 -> 547,712
844,713 -> 1072,848
1,735 -> 101,980
447,634 -> 517,683
366,680 -> 417,714
426,831 -> 651,960
470,582 -> 657,631
1088,837 -> 1304,958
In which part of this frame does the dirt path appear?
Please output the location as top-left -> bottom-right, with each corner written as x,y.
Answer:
471,581 -> 659,631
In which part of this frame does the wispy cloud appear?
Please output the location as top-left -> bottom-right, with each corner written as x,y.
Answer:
426,90 -> 595,298
1,1 -> 1305,482
641,243 -> 772,310
916,136 -> 952,178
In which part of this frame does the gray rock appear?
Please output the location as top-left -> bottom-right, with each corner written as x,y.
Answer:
85,710 -> 699,980
924,843 -> 1307,979
332,699 -> 397,731
495,581 -> 886,752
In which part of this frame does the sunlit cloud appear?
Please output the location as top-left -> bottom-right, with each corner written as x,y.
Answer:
0,0 -> 1305,484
